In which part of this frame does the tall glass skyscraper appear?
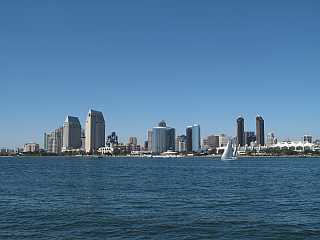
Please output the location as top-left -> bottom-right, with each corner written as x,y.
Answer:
151,121 -> 175,154
192,124 -> 201,152
167,128 -> 176,151
237,117 -> 245,147
185,124 -> 201,153
256,115 -> 265,146
186,126 -> 193,153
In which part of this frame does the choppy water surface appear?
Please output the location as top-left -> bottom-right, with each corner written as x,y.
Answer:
1,157 -> 320,239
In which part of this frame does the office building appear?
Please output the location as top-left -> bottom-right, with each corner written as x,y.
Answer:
186,126 -> 193,152
152,124 -> 168,154
63,116 -> 81,151
176,135 -> 187,153
207,135 -> 219,149
167,127 -> 176,151
237,117 -> 245,147
44,127 -> 63,154
85,109 -> 106,153
192,124 -> 201,152
185,124 -> 201,153
256,115 -> 265,146
151,120 -> 175,154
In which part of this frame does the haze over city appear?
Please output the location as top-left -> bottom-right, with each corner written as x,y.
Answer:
1,1 -> 320,148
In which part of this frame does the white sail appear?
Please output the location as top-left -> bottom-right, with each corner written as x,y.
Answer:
233,146 -> 238,158
221,141 -> 233,160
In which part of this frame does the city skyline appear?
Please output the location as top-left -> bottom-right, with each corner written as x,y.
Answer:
1,109 -> 319,149
1,1 -> 320,147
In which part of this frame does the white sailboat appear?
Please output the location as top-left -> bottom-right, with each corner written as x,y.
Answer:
221,140 -> 238,160
233,146 -> 238,158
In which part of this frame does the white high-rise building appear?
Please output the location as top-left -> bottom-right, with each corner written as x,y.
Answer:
192,124 -> 201,152
85,109 -> 106,153
63,116 -> 81,151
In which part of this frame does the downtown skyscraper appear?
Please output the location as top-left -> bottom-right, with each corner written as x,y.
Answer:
186,124 -> 201,153
236,117 -> 245,147
151,120 -> 175,154
85,109 -> 106,153
63,116 -> 81,151
256,115 -> 265,146
186,126 -> 193,152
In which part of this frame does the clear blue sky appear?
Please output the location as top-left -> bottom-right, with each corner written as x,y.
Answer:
1,0 -> 320,148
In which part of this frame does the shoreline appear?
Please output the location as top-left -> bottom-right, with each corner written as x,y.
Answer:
1,155 -> 320,159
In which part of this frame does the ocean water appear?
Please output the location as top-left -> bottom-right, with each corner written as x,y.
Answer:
1,157 -> 320,240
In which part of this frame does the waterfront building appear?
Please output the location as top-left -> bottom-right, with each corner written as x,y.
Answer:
207,135 -> 219,149
63,116 -> 81,151
85,109 -> 106,153
256,115 -> 265,146
152,126 -> 167,154
244,131 -> 256,146
44,127 -> 63,154
237,117 -> 245,147
147,129 -> 153,152
97,146 -> 113,155
186,126 -> 193,153
270,141 -> 315,152
192,124 -> 201,152
175,135 -> 187,153
304,135 -> 312,144
128,137 -> 138,146
151,120 -> 175,154
23,143 -> 40,153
